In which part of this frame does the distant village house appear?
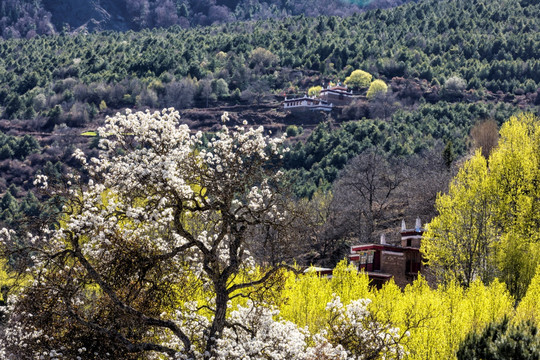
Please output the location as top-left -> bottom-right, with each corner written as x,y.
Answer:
283,95 -> 333,112
283,83 -> 358,112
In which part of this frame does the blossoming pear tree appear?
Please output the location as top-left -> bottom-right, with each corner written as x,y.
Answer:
0,109 -> 294,359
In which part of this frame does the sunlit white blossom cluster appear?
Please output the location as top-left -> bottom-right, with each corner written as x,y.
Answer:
216,301 -> 308,360
187,297 -> 405,360
33,174 -> 49,189
318,296 -> 407,360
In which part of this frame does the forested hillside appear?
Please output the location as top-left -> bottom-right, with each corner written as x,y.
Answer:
1,0 -> 539,123
0,0 -> 538,207
0,0 -> 416,38
3,0 -> 539,99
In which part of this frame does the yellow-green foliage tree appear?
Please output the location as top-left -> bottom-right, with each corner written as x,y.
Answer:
487,114 -> 540,299
514,264 -> 540,328
422,151 -> 497,287
423,113 -> 540,298
365,277 -> 513,360
279,261 -> 370,332
249,47 -> 279,68
308,85 -> 322,97
366,79 -> 388,99
344,69 -> 372,89
0,257 -> 17,304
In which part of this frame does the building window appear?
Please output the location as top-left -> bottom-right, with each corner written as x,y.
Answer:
359,251 -> 375,265
360,252 -> 367,265
367,251 -> 374,264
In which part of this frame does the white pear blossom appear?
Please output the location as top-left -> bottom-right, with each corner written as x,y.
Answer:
0,109 -> 405,360
33,174 -> 48,189
217,301 -> 308,360
0,108 -> 291,360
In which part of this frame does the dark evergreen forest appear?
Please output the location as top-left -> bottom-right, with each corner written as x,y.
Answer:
0,0 -> 415,38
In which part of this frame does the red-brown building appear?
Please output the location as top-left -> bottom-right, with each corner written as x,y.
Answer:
349,218 -> 426,288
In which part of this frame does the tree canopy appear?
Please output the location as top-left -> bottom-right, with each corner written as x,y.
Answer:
367,79 -> 388,99
345,69 -> 373,89
0,109 -> 294,359
423,113 -> 540,298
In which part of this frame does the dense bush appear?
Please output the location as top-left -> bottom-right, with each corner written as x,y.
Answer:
0,132 -> 40,161
457,318 -> 540,360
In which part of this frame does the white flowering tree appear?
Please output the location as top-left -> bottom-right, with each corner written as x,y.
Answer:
217,297 -> 407,360
318,296 -> 408,360
217,301 -> 308,360
0,109 -> 293,359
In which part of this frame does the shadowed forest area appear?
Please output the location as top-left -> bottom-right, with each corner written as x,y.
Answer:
0,0 -> 416,37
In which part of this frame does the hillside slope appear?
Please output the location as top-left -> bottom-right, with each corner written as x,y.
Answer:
0,0 -> 415,38
0,0 -> 538,202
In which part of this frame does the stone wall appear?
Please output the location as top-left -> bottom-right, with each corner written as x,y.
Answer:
380,251 -> 408,288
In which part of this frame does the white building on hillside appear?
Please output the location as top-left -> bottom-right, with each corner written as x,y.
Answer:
283,95 -> 333,112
